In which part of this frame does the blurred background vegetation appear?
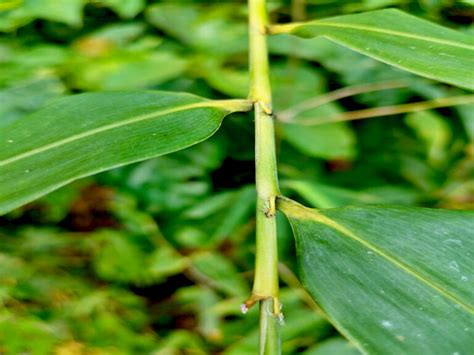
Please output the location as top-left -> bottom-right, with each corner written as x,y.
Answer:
0,0 -> 473,354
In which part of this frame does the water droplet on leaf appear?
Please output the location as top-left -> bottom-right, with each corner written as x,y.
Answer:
449,260 -> 460,272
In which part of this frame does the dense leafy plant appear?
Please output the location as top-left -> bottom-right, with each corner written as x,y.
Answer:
0,0 -> 473,354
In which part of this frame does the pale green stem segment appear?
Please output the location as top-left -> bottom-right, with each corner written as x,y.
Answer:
260,298 -> 282,355
247,0 -> 282,353
248,0 -> 280,304
249,0 -> 272,111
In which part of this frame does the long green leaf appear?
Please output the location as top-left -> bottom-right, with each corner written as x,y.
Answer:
278,196 -> 474,354
0,91 -> 251,215
270,9 -> 474,90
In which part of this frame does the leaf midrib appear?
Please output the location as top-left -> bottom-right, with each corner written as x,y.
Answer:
0,101 -> 229,168
310,22 -> 474,50
273,22 -> 474,51
279,198 -> 474,314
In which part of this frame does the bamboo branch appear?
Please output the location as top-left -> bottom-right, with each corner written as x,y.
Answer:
278,80 -> 410,121
279,95 -> 474,125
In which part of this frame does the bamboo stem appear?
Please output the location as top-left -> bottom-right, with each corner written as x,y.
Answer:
247,0 -> 281,353
259,298 -> 282,355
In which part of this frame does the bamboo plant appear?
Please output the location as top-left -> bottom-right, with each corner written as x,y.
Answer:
0,1 -> 473,354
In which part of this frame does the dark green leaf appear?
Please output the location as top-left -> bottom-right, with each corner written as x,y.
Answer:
271,9 -> 474,89
278,197 -> 474,354
0,91 -> 250,215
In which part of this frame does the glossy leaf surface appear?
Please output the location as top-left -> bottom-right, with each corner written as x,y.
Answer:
278,197 -> 474,354
271,9 -> 474,89
0,91 -> 250,215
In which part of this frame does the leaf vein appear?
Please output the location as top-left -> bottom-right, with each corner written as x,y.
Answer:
0,101 -> 227,168
271,20 -> 474,51
311,22 -> 474,50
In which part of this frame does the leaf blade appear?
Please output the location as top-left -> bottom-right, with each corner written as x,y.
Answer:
0,91 -> 250,215
271,9 -> 474,89
278,197 -> 474,354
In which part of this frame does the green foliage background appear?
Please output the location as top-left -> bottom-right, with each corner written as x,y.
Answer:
0,0 -> 472,353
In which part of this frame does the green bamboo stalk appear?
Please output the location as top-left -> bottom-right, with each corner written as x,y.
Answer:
246,0 -> 282,353
260,298 -> 282,355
